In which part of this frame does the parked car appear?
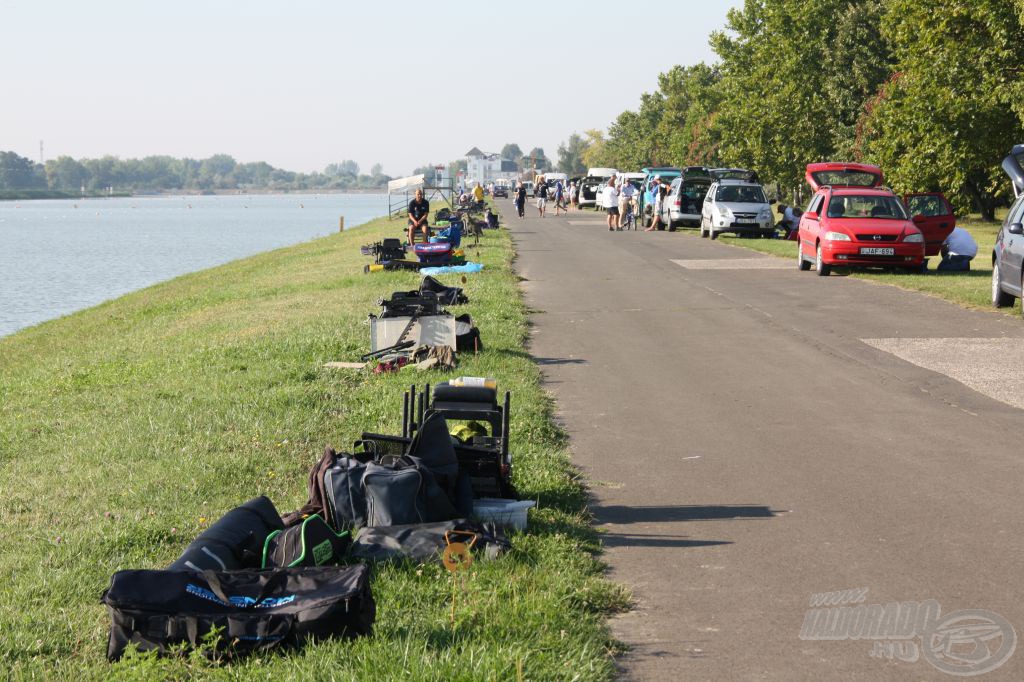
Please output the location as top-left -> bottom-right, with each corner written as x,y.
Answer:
578,168 -> 617,209
638,167 -> 681,224
796,162 -> 929,276
493,185 -> 509,198
991,144 -> 1024,310
700,178 -> 775,239
661,167 -> 715,229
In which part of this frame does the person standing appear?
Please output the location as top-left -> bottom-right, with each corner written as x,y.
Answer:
603,177 -> 620,231
514,182 -> 527,218
569,181 -> 578,210
619,180 -> 636,230
472,182 -> 485,204
536,180 -> 549,218
645,177 -> 664,232
937,226 -> 978,271
407,188 -> 430,244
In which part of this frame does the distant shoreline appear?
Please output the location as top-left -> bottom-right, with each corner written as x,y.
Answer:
0,188 -> 388,202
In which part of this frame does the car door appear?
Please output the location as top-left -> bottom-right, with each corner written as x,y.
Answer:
664,179 -> 680,222
702,183 -> 717,226
1000,197 -> 1024,292
904,193 -> 956,256
799,194 -> 825,258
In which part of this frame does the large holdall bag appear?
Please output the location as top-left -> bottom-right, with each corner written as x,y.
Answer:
168,496 -> 284,571
102,564 -> 374,661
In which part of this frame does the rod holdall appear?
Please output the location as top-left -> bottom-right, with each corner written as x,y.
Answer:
101,564 -> 375,661
168,496 -> 284,572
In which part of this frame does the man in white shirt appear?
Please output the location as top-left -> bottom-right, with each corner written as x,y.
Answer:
603,176 -> 620,231
618,181 -> 636,230
937,226 -> 978,271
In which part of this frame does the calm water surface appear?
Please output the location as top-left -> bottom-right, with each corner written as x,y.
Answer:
0,193 -> 387,337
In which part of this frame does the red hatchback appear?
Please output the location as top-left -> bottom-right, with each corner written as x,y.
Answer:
797,163 -> 933,276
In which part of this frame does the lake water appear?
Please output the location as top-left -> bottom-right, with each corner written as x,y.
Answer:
0,193 -> 388,337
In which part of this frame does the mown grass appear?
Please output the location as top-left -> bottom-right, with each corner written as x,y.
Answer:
0,210 -> 627,679
683,211 -> 1016,313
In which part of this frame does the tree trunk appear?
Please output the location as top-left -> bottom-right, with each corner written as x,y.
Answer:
965,180 -> 997,222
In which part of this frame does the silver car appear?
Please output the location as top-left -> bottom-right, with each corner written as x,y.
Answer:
660,167 -> 714,229
700,180 -> 776,240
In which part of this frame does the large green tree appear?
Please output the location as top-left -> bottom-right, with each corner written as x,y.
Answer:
862,0 -> 1024,219
711,0 -> 892,196
556,133 -> 589,174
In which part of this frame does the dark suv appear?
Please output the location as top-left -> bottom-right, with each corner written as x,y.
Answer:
991,145 -> 1024,311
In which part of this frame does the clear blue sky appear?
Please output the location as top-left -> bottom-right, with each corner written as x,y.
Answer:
1,0 -> 741,176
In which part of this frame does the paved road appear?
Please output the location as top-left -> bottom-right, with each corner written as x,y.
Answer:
506,201 -> 1024,681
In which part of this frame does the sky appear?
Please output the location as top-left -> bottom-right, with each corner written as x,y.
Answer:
1,1 -> 741,177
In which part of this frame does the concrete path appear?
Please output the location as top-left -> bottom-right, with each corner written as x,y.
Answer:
506,201 -> 1024,681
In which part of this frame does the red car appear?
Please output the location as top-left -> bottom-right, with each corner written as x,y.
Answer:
796,163 -> 953,276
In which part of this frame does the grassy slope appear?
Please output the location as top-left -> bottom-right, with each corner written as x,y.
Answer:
0,213 -> 626,679
690,211 -> 1010,313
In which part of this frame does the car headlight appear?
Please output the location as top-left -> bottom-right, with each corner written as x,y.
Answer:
716,206 -> 733,219
824,231 -> 851,242
903,232 -> 923,243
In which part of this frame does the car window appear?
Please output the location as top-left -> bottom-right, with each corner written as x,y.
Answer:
1007,196 -> 1024,226
905,195 -> 949,217
806,195 -> 824,215
827,195 -> 908,219
715,185 -> 767,203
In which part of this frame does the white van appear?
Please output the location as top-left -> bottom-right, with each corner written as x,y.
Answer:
579,168 -> 619,208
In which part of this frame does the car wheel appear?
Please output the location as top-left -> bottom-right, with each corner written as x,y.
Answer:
710,228 -> 718,240
699,219 -> 708,238
797,243 -> 811,271
992,261 -> 1015,307
815,244 -> 831,276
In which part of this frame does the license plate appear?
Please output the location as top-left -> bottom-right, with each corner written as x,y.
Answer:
736,219 -> 756,225
859,247 -> 895,255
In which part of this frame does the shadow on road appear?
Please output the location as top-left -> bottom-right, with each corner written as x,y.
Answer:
601,533 -> 733,549
593,504 -> 778,524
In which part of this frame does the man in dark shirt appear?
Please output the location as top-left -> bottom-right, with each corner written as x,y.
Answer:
407,189 -> 430,244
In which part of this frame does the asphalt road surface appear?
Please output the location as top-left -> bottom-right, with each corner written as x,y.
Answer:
506,200 -> 1024,681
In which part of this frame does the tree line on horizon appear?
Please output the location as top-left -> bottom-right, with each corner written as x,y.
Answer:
553,0 -> 1024,221
0,151 -> 392,194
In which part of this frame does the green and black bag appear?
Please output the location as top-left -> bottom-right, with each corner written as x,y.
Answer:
261,515 -> 350,569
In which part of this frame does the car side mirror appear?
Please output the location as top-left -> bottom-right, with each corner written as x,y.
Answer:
804,211 -> 819,221
769,198 -> 777,205
1009,222 -> 1024,235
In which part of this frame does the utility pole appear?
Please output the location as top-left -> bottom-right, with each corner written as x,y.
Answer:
39,140 -> 44,165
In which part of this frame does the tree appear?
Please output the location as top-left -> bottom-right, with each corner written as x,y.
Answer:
861,0 -> 1024,219
0,151 -> 46,189
325,160 -> 359,177
710,0 -> 893,197
581,129 -> 610,169
411,164 -> 439,184
500,143 -> 523,164
44,156 -> 88,190
527,148 -> 549,172
370,163 -> 383,179
556,133 -> 589,175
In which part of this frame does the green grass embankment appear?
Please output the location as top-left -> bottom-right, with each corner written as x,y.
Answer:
0,212 -> 627,679
689,211 -> 1009,312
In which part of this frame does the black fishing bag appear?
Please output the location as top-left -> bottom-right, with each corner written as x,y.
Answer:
102,565 -> 375,661
349,519 -> 510,564
261,514 -> 350,569
168,496 -> 284,572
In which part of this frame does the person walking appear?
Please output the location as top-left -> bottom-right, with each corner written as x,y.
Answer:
554,179 -> 566,216
603,177 -> 620,231
536,180 -> 549,218
514,182 -> 527,218
569,181 -> 578,210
